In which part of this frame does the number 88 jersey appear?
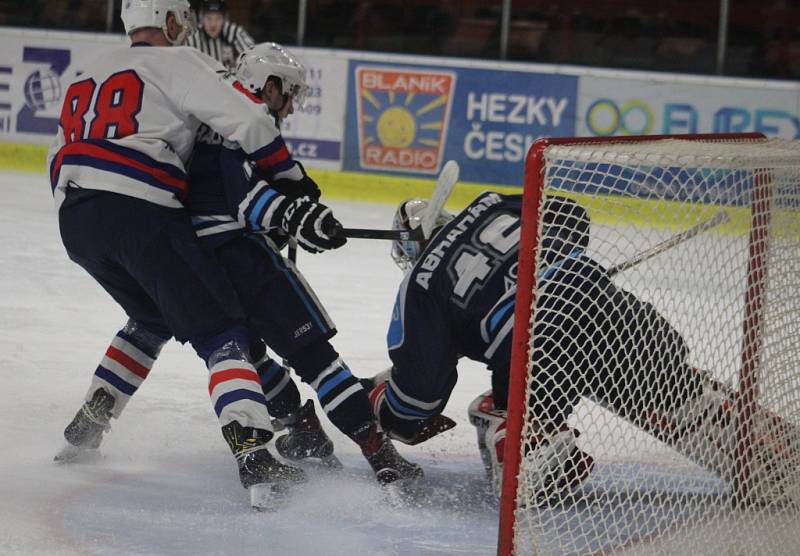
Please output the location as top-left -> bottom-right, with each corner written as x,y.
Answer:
47,45 -> 289,211
388,192 -> 523,378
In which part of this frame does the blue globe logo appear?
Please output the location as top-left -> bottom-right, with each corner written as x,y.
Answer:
24,68 -> 62,111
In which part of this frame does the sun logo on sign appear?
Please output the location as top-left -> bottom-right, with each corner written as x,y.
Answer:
376,105 -> 416,147
355,67 -> 455,174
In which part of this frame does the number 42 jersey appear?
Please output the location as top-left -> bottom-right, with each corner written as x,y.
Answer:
47,44 -> 298,210
388,192 -> 523,381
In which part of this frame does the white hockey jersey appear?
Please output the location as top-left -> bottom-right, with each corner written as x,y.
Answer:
47,44 -> 301,209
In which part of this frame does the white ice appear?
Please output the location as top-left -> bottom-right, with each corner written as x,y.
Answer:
0,171 -> 497,556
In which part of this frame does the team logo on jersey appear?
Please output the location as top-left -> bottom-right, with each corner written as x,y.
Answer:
354,66 -> 455,174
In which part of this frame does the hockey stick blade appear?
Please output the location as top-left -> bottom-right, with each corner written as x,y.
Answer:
608,210 -> 730,276
420,160 -> 459,240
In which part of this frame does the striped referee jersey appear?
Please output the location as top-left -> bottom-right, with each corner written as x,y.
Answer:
186,20 -> 255,70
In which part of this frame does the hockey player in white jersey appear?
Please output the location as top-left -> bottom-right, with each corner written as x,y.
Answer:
67,41 -> 424,485
49,0 -> 344,508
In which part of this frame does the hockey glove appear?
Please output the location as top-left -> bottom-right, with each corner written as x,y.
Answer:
270,163 -> 321,201
270,173 -> 321,201
281,196 -> 347,253
369,382 -> 456,446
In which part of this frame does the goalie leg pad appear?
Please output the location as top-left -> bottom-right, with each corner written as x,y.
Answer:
469,390 -> 594,501
661,381 -> 736,481
468,390 -> 508,495
645,368 -> 800,507
522,427 -> 594,505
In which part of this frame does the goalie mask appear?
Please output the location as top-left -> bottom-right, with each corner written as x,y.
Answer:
540,196 -> 590,267
121,0 -> 195,45
235,43 -> 310,109
390,198 -> 453,272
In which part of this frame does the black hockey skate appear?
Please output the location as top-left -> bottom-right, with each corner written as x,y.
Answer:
275,400 -> 343,469
54,388 -> 115,463
222,421 -> 306,510
354,423 -> 424,485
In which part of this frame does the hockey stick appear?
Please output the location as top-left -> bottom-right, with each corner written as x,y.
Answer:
282,238 -> 297,372
337,160 -> 460,241
607,210 -> 730,276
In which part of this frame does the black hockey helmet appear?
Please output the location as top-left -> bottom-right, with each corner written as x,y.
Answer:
540,195 -> 590,266
200,0 -> 226,13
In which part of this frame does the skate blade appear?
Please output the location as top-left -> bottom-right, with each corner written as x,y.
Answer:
249,483 -> 290,511
53,443 -> 101,464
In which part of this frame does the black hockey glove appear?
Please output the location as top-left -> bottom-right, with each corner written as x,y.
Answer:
281,196 -> 347,253
269,163 -> 321,201
271,174 -> 321,201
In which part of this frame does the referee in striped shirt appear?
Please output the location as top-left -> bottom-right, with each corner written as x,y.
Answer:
186,0 -> 255,70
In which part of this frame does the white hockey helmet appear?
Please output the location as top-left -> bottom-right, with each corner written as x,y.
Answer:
234,42 -> 310,107
390,198 -> 453,272
121,0 -> 195,45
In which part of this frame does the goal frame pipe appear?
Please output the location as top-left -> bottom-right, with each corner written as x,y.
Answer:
735,166 -> 772,506
497,132 -> 767,556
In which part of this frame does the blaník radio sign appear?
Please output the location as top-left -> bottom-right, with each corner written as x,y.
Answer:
353,66 -> 455,174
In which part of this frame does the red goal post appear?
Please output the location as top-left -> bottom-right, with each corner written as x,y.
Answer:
497,133 -> 800,555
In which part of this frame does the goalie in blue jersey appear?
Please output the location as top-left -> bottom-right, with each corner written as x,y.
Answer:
370,192 -> 719,500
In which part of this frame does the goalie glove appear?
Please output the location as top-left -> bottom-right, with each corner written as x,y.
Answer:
368,382 -> 456,446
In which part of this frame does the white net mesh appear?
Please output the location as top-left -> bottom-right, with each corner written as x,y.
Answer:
510,138 -> 800,555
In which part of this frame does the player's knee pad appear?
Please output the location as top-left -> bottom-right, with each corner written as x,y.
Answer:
121,318 -> 170,356
190,325 -> 251,368
467,390 -> 508,496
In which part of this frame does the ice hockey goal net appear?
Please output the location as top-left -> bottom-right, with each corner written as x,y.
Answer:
499,134 -> 800,555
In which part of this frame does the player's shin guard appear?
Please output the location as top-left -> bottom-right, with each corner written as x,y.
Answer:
254,356 -> 301,421
290,343 -> 421,483
56,321 -> 168,461
289,342 -> 369,433
196,327 -> 273,430
86,319 -> 168,418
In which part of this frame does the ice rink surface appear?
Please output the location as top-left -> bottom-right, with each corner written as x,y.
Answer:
0,171 -> 498,556
7,170 -> 797,556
